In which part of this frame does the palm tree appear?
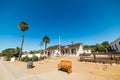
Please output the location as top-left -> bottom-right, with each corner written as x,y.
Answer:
19,21 -> 29,59
42,36 -> 50,50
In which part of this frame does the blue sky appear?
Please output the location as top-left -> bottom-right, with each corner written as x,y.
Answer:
0,0 -> 120,52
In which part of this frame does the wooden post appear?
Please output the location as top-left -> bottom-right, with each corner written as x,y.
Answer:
114,54 -> 118,63
110,54 -> 113,60
93,53 -> 96,62
80,54 -> 83,61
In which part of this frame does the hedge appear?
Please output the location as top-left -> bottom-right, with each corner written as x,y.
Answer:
21,56 -> 38,62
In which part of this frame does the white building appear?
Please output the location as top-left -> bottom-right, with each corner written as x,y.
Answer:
46,43 -> 91,56
83,48 -> 92,54
110,37 -> 120,52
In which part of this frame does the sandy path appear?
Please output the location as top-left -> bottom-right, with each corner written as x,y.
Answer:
0,61 -> 15,80
0,61 -> 34,80
1,56 -> 120,80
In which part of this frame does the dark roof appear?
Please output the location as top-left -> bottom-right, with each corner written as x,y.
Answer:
83,48 -> 91,50
66,43 -> 82,48
46,43 -> 82,50
46,45 -> 59,50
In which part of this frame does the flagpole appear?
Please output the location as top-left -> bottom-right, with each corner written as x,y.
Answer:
59,35 -> 61,56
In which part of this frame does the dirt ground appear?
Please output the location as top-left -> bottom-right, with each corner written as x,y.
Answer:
12,55 -> 120,80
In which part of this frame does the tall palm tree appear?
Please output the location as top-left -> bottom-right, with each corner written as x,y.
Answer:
19,21 -> 29,59
42,36 -> 50,50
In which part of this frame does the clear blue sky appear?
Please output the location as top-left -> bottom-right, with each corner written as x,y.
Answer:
0,0 -> 120,52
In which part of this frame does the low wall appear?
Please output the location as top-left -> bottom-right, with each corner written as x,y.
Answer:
80,52 -> 120,64
21,53 -> 48,58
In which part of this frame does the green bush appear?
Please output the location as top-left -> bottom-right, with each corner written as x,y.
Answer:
21,56 -> 29,62
32,56 -> 38,61
39,56 -> 47,60
21,56 -> 39,62
39,56 -> 44,60
24,58 -> 29,62
29,58 -> 32,61
21,56 -> 25,61
0,48 -> 20,61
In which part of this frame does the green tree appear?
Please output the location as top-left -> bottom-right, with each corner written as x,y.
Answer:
15,47 -> 20,56
42,36 -> 50,50
83,45 -> 91,48
101,41 -> 109,52
94,44 -> 105,52
90,45 -> 96,52
30,51 -> 34,54
19,21 -> 29,58
0,48 -> 19,60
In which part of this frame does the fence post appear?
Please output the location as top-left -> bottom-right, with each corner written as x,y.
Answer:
80,54 -> 83,61
114,54 -> 118,63
110,54 -> 113,60
93,53 -> 96,62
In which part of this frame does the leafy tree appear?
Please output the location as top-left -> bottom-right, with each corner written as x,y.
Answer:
39,50 -> 44,54
101,41 -> 109,47
42,36 -> 50,50
19,21 -> 29,58
83,45 -> 91,48
14,47 -> 20,57
30,51 -> 34,54
89,41 -> 110,52
90,45 -> 96,52
94,44 -> 105,52
0,48 -> 19,60
101,41 -> 109,52
29,50 -> 43,54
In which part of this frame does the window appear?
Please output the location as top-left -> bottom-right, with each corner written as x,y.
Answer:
119,42 -> 120,46
111,45 -> 114,50
115,44 -> 118,50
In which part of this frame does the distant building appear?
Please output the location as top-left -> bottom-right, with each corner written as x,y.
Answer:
46,43 -> 91,56
110,37 -> 120,52
83,48 -> 92,54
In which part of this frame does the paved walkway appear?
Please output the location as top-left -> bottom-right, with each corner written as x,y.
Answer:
0,61 -> 107,80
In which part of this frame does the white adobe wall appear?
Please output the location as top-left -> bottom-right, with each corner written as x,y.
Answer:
84,50 -> 91,54
21,54 -> 41,58
52,50 -> 59,56
34,54 -> 41,58
77,45 -> 84,55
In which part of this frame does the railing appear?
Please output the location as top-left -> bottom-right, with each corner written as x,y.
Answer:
79,52 -> 120,64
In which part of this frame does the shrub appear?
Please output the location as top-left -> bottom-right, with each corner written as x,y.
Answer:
24,58 -> 29,62
29,58 -> 32,61
32,56 -> 38,61
0,48 -> 20,61
39,56 -> 47,60
6,57 -> 10,61
39,56 -> 44,60
21,56 -> 39,62
21,56 -> 29,62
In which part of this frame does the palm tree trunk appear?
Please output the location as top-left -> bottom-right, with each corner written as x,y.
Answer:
45,42 -> 47,50
19,31 -> 24,60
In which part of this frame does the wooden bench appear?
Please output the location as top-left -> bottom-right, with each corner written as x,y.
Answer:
58,60 -> 72,74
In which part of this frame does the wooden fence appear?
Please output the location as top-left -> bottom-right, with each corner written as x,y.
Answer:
79,52 -> 120,64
